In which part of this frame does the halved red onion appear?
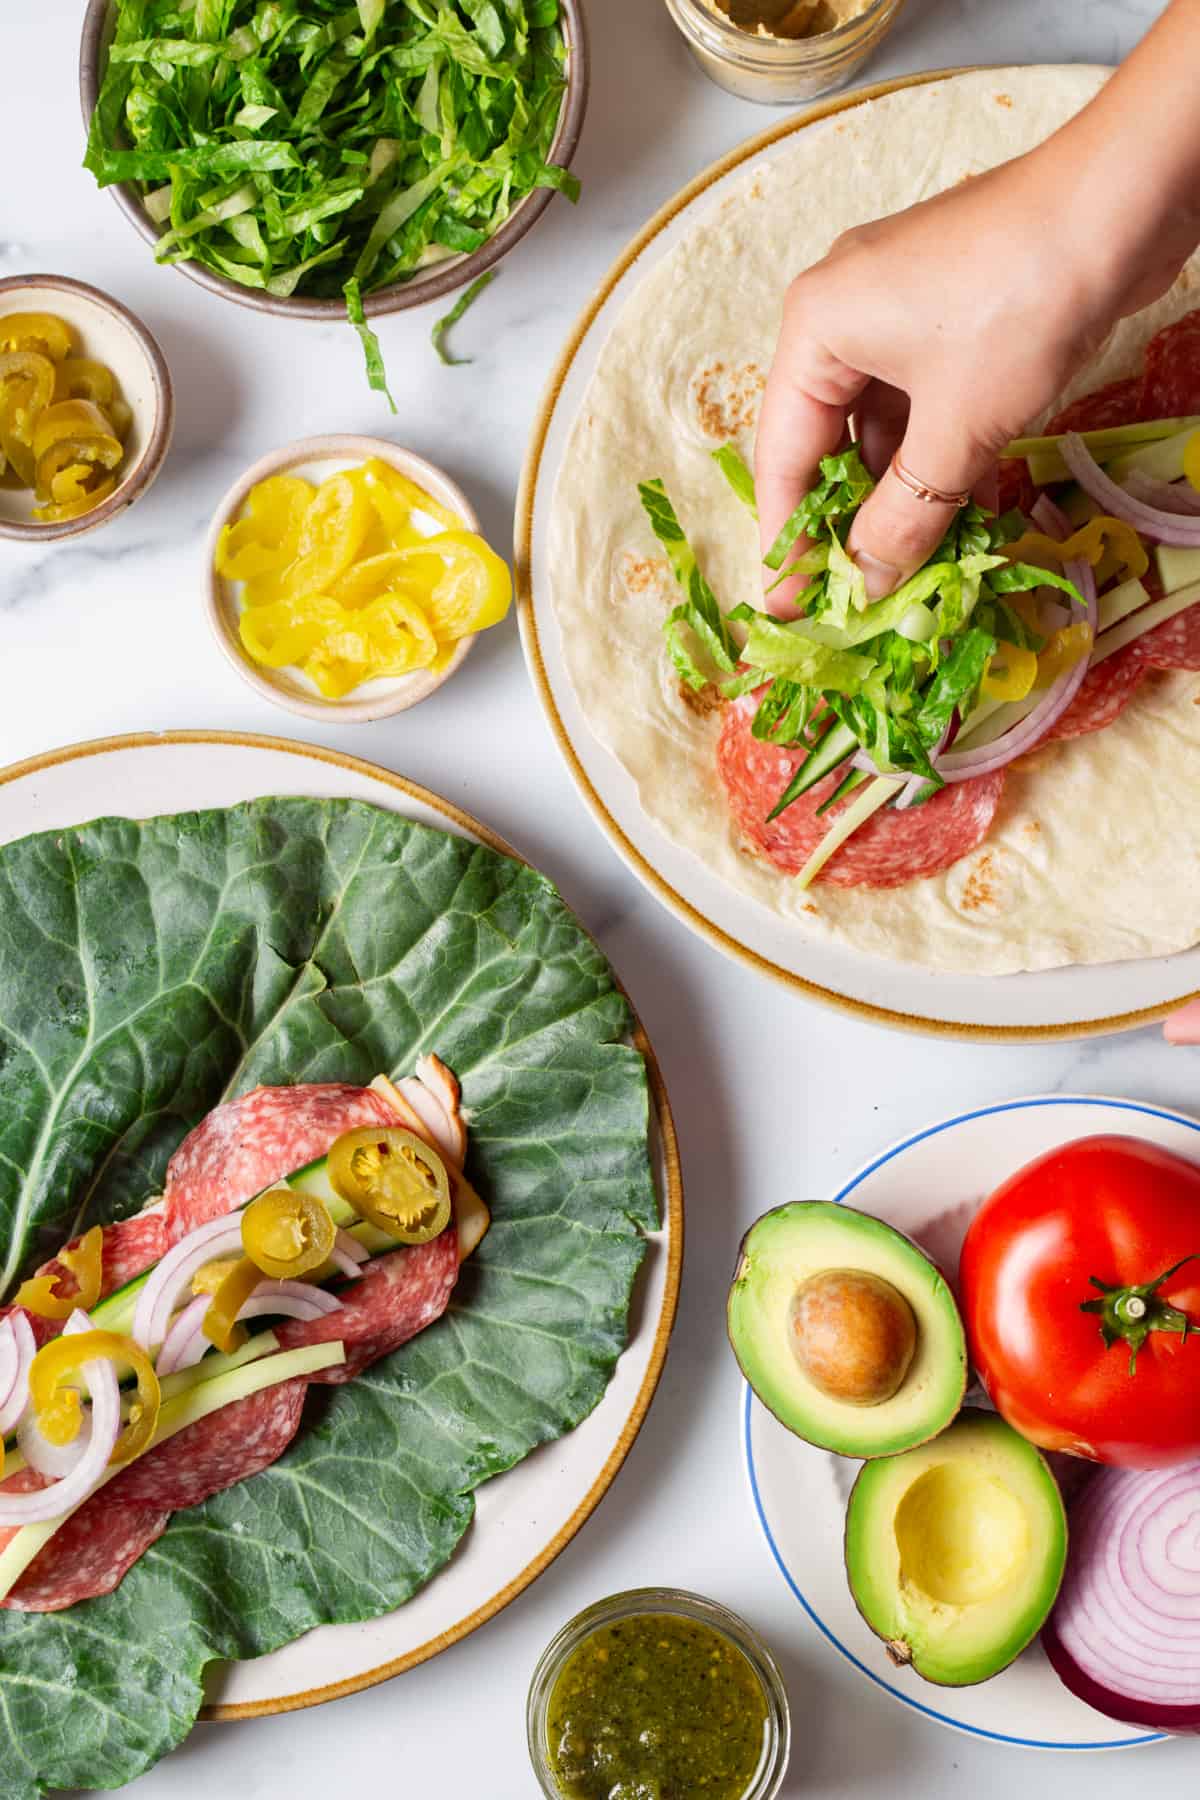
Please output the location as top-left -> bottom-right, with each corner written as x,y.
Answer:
131,1213 -> 244,1352
0,1323 -> 120,1525
1121,471 -> 1200,516
1062,432 -> 1200,545
236,1280 -> 342,1325
154,1294 -> 213,1378
0,1312 -> 36,1436
1044,1461 -> 1200,1732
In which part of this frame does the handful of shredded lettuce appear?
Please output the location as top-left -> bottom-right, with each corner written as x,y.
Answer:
640,446 -> 1083,814
85,0 -> 579,394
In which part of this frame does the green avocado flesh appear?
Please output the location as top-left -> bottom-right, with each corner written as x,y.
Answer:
728,1201 -> 966,1458
845,1410 -> 1067,1686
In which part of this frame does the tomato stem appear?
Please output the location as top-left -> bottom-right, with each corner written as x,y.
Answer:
1080,1253 -> 1200,1375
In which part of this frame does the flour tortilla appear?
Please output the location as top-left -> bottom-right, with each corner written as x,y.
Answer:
547,65 -> 1200,976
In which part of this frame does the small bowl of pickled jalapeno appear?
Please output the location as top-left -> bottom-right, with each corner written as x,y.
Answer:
204,433 -> 513,722
528,1589 -> 791,1800
0,274 -> 173,543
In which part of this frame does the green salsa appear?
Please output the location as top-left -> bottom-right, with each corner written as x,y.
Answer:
545,1611 -> 769,1799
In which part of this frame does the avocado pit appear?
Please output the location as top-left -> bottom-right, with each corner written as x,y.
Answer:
789,1268 -> 917,1407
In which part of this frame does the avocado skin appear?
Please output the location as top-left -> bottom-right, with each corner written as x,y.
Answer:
728,1200 -> 966,1460
843,1409 -> 1068,1688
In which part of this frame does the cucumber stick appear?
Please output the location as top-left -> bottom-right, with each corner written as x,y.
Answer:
767,719 -> 857,821
89,1158 -> 377,1337
1157,545 -> 1200,594
0,1340 -> 344,1603
1,1332 -> 282,1470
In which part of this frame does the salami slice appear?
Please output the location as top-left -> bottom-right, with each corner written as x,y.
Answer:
1134,601 -> 1200,671
1043,375 -> 1145,436
37,1210 -> 168,1305
1043,646 -> 1147,742
108,1378 -> 308,1511
0,1470 -> 169,1614
1140,311 -> 1200,420
0,1210 -> 169,1350
716,706 -> 1006,888
996,458 -> 1035,518
277,1230 -> 460,1383
163,1083 -> 400,1241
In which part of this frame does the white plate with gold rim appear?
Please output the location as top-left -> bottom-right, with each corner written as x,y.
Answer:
515,66 -> 1200,1042
743,1093 -> 1200,1751
0,730 -> 681,1721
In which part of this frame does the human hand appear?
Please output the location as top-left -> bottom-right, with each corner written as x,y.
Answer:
755,115 -> 1197,613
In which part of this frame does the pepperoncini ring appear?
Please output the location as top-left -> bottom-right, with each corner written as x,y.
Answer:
1005,519 -> 1147,585
32,476 -> 116,524
12,1225 -> 104,1321
201,1257 -> 262,1354
0,313 -> 74,363
328,1127 -> 452,1243
0,350 -> 56,444
1185,430 -> 1200,497
391,531 -> 513,639
242,1187 -> 335,1281
28,1329 -> 160,1466
1037,621 -> 1095,688
982,642 -> 1039,703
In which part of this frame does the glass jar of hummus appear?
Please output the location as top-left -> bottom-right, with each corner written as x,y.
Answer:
662,0 -> 907,104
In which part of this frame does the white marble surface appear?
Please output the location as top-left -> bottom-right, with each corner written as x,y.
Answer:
4,1 -> 1195,1795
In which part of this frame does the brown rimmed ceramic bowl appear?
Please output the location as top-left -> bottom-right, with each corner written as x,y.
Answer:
0,274 -> 173,544
205,434 -> 483,723
78,0 -> 589,321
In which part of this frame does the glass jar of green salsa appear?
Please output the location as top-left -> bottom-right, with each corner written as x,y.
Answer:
527,1589 -> 791,1800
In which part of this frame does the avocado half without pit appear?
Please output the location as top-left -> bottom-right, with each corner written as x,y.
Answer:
728,1201 -> 966,1459
845,1410 -> 1068,1685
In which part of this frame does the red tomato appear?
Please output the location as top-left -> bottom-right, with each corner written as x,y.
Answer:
959,1135 -> 1200,1468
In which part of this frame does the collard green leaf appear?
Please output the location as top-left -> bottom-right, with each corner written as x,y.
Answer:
0,797 -> 656,1796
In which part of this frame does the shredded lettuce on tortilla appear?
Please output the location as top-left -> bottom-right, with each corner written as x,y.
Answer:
639,446 -> 1085,810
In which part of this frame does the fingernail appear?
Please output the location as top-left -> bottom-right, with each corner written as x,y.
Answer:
852,547 -> 899,600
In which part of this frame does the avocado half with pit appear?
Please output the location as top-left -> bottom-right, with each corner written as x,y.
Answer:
846,1409 -> 1067,1686
728,1201 -> 966,1458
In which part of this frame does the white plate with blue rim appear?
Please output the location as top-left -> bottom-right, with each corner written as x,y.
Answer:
742,1093 -> 1200,1751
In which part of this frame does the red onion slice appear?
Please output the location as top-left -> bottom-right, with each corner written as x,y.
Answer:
1121,471 -> 1200,516
1044,1461 -> 1200,1732
0,1317 -> 23,1422
934,551 -> 1097,782
131,1214 -> 245,1353
329,1229 -> 368,1281
154,1294 -> 213,1378
237,1280 -> 342,1325
18,1407 -> 93,1479
0,1312 -> 36,1436
1031,493 -> 1073,538
0,1323 -> 121,1525
1062,433 -> 1200,545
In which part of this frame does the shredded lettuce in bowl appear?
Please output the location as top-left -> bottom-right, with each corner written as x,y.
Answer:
85,0 -> 580,394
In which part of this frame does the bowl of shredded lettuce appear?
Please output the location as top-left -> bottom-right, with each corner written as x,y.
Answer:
79,0 -> 586,389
